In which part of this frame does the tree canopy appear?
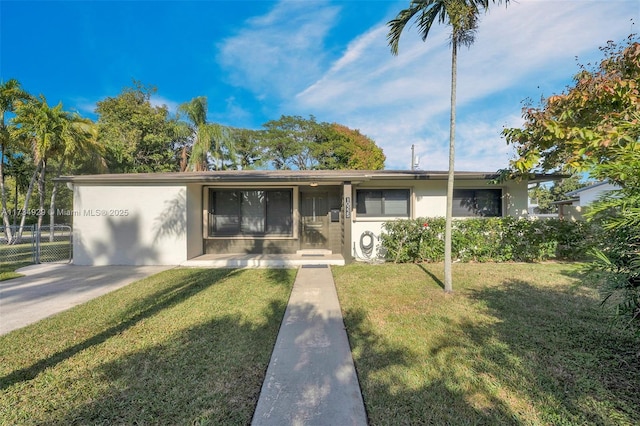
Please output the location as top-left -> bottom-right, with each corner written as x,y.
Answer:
503,36 -> 640,180
95,82 -> 179,173
259,115 -> 385,170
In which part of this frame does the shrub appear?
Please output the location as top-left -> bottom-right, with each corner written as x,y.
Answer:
381,217 -> 596,263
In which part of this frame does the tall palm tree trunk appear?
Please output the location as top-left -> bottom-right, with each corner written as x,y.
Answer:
444,39 -> 458,293
17,158 -> 41,240
0,142 -> 13,241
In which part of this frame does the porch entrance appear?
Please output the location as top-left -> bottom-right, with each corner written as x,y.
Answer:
300,191 -> 329,250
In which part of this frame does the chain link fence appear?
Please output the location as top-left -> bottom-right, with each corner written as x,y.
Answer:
1,225 -> 72,264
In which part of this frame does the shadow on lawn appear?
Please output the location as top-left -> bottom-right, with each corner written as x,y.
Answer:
0,269 -> 240,390
344,308 -> 521,425
462,279 -> 640,424
57,299 -> 288,425
1,268 -> 293,425
343,270 -> 640,424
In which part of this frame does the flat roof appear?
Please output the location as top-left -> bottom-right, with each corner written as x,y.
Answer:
58,169 -> 564,185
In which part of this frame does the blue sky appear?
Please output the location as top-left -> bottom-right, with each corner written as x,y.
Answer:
1,0 -> 638,170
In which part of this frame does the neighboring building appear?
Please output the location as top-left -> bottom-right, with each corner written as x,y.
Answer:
59,170 -> 556,266
555,181 -> 620,220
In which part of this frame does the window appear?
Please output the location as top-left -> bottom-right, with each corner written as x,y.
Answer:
208,189 -> 292,236
356,189 -> 410,217
453,189 -> 502,217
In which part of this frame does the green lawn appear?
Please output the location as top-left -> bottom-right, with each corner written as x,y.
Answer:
0,267 -> 295,425
333,262 -> 640,425
0,262 -> 30,281
3,262 -> 637,425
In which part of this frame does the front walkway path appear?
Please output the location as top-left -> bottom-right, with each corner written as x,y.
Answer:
252,265 -> 367,426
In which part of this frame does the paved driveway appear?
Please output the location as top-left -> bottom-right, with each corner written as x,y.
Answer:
0,264 -> 172,335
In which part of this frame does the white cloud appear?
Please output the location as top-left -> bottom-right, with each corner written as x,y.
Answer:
216,0 -> 341,100
291,0 -> 638,170
150,95 -> 180,114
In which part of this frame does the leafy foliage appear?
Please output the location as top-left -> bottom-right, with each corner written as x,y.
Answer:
259,115 -> 385,170
504,35 -> 640,332
95,81 -> 179,173
322,124 -> 385,170
504,36 -> 640,174
381,217 -> 597,263
587,158 -> 640,333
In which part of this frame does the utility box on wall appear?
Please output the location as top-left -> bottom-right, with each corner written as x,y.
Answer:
330,208 -> 340,222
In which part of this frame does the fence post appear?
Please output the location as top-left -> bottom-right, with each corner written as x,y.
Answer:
35,225 -> 40,264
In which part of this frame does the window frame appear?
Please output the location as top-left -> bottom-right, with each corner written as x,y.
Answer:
355,188 -> 411,218
452,188 -> 503,218
207,188 -> 293,237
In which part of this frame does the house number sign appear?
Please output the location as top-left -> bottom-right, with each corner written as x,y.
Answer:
345,197 -> 351,218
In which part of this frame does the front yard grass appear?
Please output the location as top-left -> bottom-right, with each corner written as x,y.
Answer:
0,267 -> 295,425
334,262 -> 640,425
0,262 -> 29,281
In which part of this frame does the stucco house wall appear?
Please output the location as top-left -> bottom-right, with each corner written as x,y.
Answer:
62,170 -> 550,266
349,177 -> 530,259
72,185 -> 192,265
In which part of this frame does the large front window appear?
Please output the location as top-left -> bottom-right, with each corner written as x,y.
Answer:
453,189 -> 502,217
356,189 -> 410,217
208,189 -> 293,236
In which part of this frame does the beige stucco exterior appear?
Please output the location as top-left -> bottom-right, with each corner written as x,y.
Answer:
62,170 -> 546,266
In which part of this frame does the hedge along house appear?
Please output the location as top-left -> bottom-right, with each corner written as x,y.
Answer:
60,170 -> 547,267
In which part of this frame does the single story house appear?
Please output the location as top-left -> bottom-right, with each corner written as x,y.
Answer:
59,170 -> 554,266
554,181 -> 620,220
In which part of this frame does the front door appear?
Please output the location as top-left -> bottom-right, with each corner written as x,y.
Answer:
300,191 -> 329,249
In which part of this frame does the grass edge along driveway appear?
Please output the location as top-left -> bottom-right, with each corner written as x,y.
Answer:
0,267 -> 296,425
334,262 -> 640,426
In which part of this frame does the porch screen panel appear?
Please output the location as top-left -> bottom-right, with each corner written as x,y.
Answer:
211,191 -> 240,235
241,191 -> 265,234
266,190 -> 293,235
208,188 -> 293,237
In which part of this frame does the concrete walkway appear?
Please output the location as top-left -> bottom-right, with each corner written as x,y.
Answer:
252,265 -> 367,426
0,263 -> 171,335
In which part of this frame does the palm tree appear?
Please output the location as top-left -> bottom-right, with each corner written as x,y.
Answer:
388,0 -> 509,293
47,114 -> 103,239
12,95 -> 99,243
177,96 -> 234,171
0,79 -> 31,240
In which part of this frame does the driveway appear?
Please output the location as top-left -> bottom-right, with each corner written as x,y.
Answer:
0,263 -> 172,335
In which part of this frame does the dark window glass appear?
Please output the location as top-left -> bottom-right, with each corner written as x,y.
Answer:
356,189 -> 409,217
209,189 -> 292,236
453,189 -> 502,217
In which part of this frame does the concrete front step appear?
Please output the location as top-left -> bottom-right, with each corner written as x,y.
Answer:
181,253 -> 345,268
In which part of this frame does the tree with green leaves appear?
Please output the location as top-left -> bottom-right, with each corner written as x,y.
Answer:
261,115 -> 326,170
1,79 -> 31,240
227,127 -> 267,170
320,123 -> 386,170
12,96 -> 99,236
503,37 -> 639,176
388,0 -> 510,293
260,116 -> 386,170
504,37 -> 640,332
96,82 -> 179,173
177,96 -> 234,171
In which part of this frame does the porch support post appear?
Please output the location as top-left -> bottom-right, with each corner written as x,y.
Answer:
342,181 -> 353,263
